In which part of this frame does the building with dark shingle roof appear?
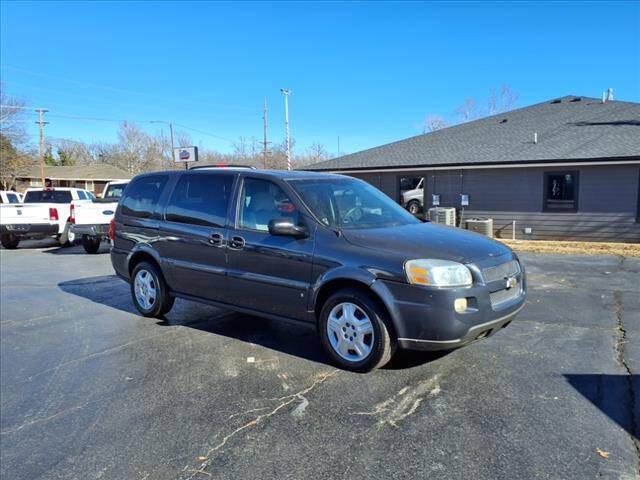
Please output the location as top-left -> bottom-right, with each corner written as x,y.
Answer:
15,164 -> 132,195
306,96 -> 640,242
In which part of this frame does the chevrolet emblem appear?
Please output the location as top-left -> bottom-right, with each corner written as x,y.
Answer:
505,277 -> 517,290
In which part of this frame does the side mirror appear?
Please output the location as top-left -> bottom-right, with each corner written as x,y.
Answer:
268,218 -> 308,239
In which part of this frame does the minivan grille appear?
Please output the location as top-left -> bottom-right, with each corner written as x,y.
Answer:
483,260 -> 520,283
490,284 -> 522,308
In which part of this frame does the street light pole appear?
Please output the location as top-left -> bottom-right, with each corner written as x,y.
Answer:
280,88 -> 291,170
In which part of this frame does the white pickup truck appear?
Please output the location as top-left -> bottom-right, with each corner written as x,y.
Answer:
0,187 -> 94,249
71,181 -> 129,253
0,191 -> 22,205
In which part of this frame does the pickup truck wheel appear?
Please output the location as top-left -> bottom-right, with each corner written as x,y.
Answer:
131,261 -> 174,318
407,200 -> 421,215
59,223 -> 76,247
319,288 -> 395,372
1,233 -> 20,249
82,236 -> 101,254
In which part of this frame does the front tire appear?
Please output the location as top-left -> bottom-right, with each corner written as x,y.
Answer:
82,236 -> 101,254
407,200 -> 421,215
319,288 -> 395,372
131,261 -> 174,317
1,233 -> 20,249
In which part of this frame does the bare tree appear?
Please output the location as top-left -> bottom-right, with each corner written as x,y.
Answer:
422,115 -> 448,133
499,85 -> 519,112
0,83 -> 28,146
455,98 -> 477,123
0,84 -> 32,189
487,89 -> 497,116
305,142 -> 329,163
114,121 -> 163,174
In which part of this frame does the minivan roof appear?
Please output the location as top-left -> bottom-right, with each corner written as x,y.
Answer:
131,168 -> 346,181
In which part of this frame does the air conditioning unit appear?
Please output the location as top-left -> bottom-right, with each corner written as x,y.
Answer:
465,218 -> 494,237
428,207 -> 456,226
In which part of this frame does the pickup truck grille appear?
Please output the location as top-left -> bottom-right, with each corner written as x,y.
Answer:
483,260 -> 520,283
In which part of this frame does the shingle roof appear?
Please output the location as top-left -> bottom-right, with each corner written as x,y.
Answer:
306,96 -> 640,171
19,164 -> 132,180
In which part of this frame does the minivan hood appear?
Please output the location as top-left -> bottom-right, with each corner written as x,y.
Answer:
341,222 -> 510,264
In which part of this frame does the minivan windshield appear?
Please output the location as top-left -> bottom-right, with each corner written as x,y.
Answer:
289,177 -> 420,229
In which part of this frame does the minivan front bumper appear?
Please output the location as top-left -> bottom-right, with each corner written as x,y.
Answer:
396,303 -> 524,351
371,259 -> 526,351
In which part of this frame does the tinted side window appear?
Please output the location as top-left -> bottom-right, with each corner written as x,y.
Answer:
77,191 -> 87,200
166,174 -> 234,227
121,175 -> 169,219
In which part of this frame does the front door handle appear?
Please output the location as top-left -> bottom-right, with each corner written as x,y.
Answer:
209,232 -> 224,246
229,236 -> 245,250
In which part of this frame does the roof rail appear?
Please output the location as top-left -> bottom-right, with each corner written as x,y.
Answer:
189,164 -> 257,170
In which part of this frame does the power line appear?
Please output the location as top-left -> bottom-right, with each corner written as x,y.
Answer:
1,65 -> 257,113
1,105 -> 236,144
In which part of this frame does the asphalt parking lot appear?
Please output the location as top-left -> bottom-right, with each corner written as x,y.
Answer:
1,240 -> 638,480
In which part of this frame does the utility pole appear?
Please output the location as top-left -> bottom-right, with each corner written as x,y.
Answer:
337,136 -> 340,156
262,97 -> 268,169
151,120 -> 176,170
35,109 -> 49,187
280,88 -> 291,170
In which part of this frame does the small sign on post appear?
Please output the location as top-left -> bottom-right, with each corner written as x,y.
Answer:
173,146 -> 198,169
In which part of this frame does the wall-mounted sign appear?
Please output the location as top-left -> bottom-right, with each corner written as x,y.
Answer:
460,194 -> 469,206
432,194 -> 440,206
173,146 -> 199,163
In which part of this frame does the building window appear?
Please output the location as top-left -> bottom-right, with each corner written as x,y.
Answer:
543,171 -> 579,212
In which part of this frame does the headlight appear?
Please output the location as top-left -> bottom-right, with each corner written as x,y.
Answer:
405,259 -> 473,287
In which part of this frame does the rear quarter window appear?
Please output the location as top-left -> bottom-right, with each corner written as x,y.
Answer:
165,173 -> 234,227
121,175 -> 169,219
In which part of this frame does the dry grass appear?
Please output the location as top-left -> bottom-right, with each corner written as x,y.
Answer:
498,239 -> 640,257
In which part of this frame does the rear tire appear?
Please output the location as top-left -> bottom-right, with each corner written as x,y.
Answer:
318,288 -> 395,372
130,261 -> 174,317
82,236 -> 101,254
1,233 -> 20,249
59,223 -> 76,247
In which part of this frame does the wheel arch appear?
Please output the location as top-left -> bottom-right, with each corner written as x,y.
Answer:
127,245 -> 163,277
312,275 -> 398,339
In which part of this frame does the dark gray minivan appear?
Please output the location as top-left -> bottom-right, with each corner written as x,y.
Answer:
111,167 -> 526,371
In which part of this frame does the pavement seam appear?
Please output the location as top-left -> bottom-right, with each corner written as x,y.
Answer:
612,289 -> 640,476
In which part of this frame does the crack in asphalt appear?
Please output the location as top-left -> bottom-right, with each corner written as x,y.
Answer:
612,289 -> 640,475
180,370 -> 338,479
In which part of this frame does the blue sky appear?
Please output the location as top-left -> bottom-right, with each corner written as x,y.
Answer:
1,1 -> 639,155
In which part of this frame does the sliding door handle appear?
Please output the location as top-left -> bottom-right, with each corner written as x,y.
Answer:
209,232 -> 224,246
229,236 -> 245,249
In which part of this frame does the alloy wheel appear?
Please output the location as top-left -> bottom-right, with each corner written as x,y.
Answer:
134,269 -> 157,310
326,302 -> 374,362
